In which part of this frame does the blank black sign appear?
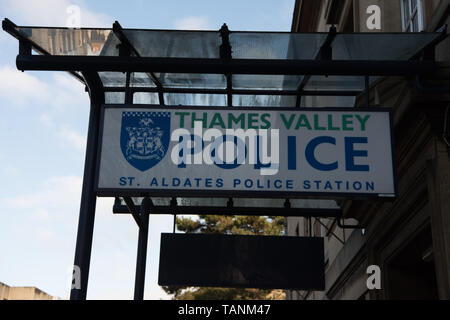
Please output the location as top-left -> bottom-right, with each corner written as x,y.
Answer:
158,233 -> 324,290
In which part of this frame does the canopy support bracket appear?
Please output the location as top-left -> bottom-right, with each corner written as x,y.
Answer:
2,18 -> 86,84
314,218 -> 345,244
220,23 -> 233,107
19,39 -> 31,56
296,26 -> 337,107
336,216 -> 365,230
123,197 -> 143,229
113,201 -> 342,218
113,21 -> 165,105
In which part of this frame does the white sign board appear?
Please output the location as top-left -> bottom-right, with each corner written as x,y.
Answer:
96,105 -> 396,198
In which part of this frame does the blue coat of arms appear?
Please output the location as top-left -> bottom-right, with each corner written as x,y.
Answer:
120,111 -> 171,171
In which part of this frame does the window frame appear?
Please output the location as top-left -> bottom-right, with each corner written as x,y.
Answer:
401,0 -> 424,32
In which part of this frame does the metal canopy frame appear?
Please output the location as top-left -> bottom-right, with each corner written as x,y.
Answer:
3,19 -> 447,105
2,18 -> 448,300
113,197 -> 342,218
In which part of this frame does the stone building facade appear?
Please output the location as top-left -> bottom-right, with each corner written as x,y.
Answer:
0,281 -> 57,300
286,0 -> 450,300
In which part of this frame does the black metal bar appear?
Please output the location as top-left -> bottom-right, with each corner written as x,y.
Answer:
113,204 -> 342,218
170,199 -> 177,234
422,45 -> 436,61
296,26 -> 337,107
134,197 -> 151,300
113,197 -> 122,211
220,24 -> 233,107
70,71 -> 104,300
295,91 -> 303,108
284,198 -> 291,209
3,19 -> 45,53
115,32 -> 133,104
411,24 -> 448,60
113,21 -> 165,105
219,24 -> 232,60
19,40 -> 31,56
365,75 -> 370,107
226,74 -> 233,106
157,88 -> 165,106
336,217 -> 365,230
325,217 -> 336,237
15,55 -> 437,76
3,18 -> 85,84
123,197 -> 142,228
103,86 -> 361,96
314,217 -> 345,244
125,72 -> 132,104
117,42 -> 131,58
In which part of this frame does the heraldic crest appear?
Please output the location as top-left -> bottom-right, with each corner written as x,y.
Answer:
120,111 -> 171,172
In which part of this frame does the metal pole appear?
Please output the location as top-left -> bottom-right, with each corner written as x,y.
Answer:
70,72 -> 104,300
113,204 -> 342,218
365,75 -> 370,107
15,55 -> 437,76
134,197 -> 151,300
104,86 -> 362,97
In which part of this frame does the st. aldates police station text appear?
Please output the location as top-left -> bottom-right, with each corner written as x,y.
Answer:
98,107 -> 395,197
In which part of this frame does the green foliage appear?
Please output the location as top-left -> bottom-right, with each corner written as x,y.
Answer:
176,215 -> 284,236
168,287 -> 281,300
162,215 -> 285,300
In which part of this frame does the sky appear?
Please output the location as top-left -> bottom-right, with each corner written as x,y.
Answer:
0,0 -> 295,300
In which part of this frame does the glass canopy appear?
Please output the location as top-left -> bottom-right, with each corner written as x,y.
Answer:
5,21 -> 444,108
3,19 -> 446,211
13,26 -> 439,60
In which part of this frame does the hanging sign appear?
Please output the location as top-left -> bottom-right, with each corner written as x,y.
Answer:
158,233 -> 325,290
96,105 -> 396,198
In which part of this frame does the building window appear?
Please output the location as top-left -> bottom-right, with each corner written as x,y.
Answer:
401,0 -> 424,32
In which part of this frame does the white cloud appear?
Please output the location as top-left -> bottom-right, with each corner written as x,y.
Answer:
0,66 -> 50,107
173,16 -> 213,30
53,73 -> 85,96
2,166 -> 19,177
58,126 -> 86,151
0,174 -> 174,300
40,113 -> 54,128
0,66 -> 88,110
35,227 -> 57,244
0,28 -> 9,43
44,73 -> 88,112
146,285 -> 172,300
33,208 -> 51,220
1,175 -> 82,209
1,0 -> 111,27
